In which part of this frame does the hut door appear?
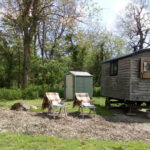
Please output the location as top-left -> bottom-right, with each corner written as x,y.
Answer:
66,75 -> 73,99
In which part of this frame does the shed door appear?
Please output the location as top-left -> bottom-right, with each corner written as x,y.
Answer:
66,75 -> 73,99
75,77 -> 93,98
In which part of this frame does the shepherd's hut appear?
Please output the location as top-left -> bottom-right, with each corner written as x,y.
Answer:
101,49 -> 150,108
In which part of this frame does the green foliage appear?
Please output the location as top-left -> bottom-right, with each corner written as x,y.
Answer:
49,84 -> 64,98
0,132 -> 150,150
0,84 -> 64,100
0,88 -> 22,100
17,84 -> 63,100
22,85 -> 40,99
37,84 -> 50,97
65,33 -> 89,71
0,13 -> 129,90
93,87 -> 101,97
29,56 -> 69,88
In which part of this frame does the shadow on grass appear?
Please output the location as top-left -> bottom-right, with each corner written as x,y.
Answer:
94,104 -> 114,116
34,112 -> 49,118
34,112 -> 65,120
32,103 -> 150,123
101,105 -> 150,123
67,111 -> 93,119
34,110 -> 94,119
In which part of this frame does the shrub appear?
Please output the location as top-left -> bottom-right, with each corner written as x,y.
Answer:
0,84 -> 65,100
49,84 -> 64,98
38,84 -> 50,97
0,88 -> 22,100
22,85 -> 39,99
93,87 -> 101,97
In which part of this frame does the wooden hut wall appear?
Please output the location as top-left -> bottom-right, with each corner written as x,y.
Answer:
101,57 -> 131,100
130,52 -> 150,101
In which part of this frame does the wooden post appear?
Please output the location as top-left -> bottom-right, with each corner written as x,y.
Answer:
105,97 -> 111,109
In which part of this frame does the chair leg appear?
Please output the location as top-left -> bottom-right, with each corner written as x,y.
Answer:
78,107 -> 80,113
93,107 -> 96,118
52,107 -> 55,119
89,109 -> 91,114
48,106 -> 52,115
48,105 -> 50,114
64,107 -> 67,117
81,107 -> 84,118
59,108 -> 62,116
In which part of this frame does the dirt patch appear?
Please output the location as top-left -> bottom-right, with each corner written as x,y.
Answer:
0,108 -> 150,142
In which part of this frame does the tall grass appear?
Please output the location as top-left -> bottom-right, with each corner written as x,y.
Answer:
0,88 -> 22,100
0,84 -> 64,100
0,85 -> 100,100
93,87 -> 101,97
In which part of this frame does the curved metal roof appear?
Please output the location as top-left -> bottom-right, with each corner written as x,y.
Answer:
102,48 -> 150,64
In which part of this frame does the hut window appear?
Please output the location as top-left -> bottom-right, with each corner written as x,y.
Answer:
144,62 -> 150,71
141,59 -> 150,79
110,60 -> 118,76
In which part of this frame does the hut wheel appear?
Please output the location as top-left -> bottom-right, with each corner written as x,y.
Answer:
105,97 -> 111,109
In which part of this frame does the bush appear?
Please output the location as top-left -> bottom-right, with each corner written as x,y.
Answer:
22,84 -> 64,99
38,84 -> 50,97
0,88 -> 22,100
49,84 -> 64,98
93,87 -> 101,97
22,85 -> 40,99
0,84 -> 65,100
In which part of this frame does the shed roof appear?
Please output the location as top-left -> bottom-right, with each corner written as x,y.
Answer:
69,71 -> 93,76
102,48 -> 150,64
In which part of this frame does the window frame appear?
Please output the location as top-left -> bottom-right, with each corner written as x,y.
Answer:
140,59 -> 150,79
110,60 -> 118,76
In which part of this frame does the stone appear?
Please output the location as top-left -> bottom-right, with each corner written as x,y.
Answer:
30,105 -> 38,110
11,102 -> 30,111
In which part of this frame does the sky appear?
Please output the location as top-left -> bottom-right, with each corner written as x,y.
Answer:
94,0 -> 131,29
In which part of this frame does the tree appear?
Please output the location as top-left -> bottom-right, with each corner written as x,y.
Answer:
0,0 -> 49,88
85,29 -> 128,85
37,0 -> 83,61
64,32 -> 89,71
116,0 -> 150,51
0,0 -> 83,88
0,30 -> 23,88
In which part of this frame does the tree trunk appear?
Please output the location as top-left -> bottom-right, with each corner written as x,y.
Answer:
33,34 -> 37,56
17,47 -> 21,88
6,54 -> 13,88
139,33 -> 144,50
22,34 -> 31,89
50,43 -> 56,58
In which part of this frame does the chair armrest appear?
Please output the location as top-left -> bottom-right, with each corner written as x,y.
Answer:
90,100 -> 95,104
60,101 -> 65,104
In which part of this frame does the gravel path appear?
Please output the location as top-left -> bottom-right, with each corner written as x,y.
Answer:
0,108 -> 150,142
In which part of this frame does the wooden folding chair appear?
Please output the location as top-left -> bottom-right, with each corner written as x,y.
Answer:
42,92 -> 67,118
73,93 -> 96,118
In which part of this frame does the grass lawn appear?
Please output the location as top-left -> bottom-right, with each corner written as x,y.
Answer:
0,97 -> 113,116
0,132 -> 150,150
